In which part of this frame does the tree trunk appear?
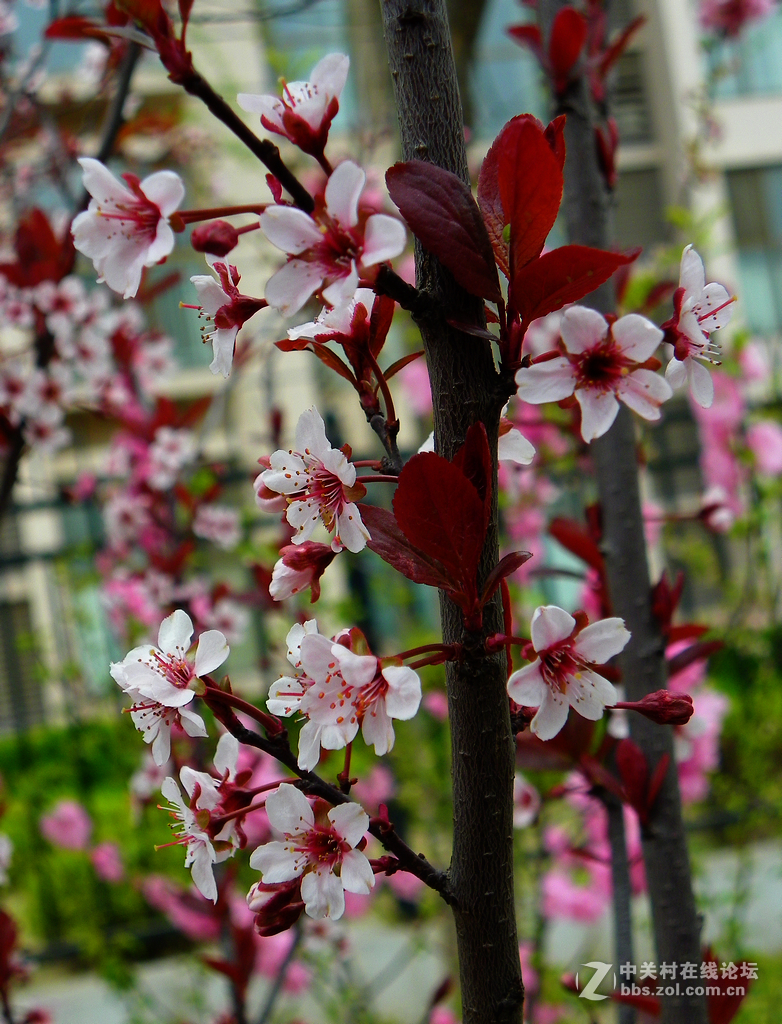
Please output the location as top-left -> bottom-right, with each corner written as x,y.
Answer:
379,3 -> 523,1022
536,3 -> 707,1021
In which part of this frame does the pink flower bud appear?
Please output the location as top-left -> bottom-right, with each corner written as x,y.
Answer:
613,689 -> 694,725
190,220 -> 239,257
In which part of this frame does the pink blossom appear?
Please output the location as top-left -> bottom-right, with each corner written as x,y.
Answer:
738,339 -> 769,382
747,420 -> 782,476
260,160 -> 406,316
676,689 -> 729,804
351,765 -> 396,811
387,869 -> 425,903
397,357 -> 433,417
72,158 -> 185,299
187,260 -> 266,377
541,869 -> 608,922
663,245 -> 735,408
270,541 -> 337,603
258,407 -> 370,552
516,306 -> 670,442
513,773 -> 541,828
250,785 -> 374,920
507,605 -> 629,740
423,690 -> 449,720
142,874 -> 221,941
237,54 -> 350,159
40,800 -> 92,850
699,0 -> 775,37
90,842 -> 124,882
146,426 -> 197,490
192,504 -> 241,549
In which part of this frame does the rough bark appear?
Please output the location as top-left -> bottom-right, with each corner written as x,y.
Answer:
536,3 -> 707,1021
379,3 -> 523,1022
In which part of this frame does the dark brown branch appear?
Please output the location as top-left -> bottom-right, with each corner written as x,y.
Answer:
598,787 -> 636,1024
206,700 -> 450,900
380,2 -> 523,1022
536,4 -> 707,1021
178,71 -> 314,213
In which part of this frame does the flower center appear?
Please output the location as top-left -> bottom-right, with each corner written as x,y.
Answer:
299,825 -> 348,868
303,461 -> 347,526
356,670 -> 387,718
573,341 -> 627,392
539,641 -> 584,694
151,649 -> 196,689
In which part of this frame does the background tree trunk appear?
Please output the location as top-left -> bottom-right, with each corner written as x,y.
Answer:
536,3 -> 707,1021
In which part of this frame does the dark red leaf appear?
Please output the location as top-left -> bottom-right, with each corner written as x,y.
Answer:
384,350 -> 424,380
481,550 -> 533,607
548,516 -> 604,571
647,752 -> 670,811
393,452 -> 486,582
309,344 -> 358,386
579,754 -> 625,801
615,738 -> 648,814
512,244 -> 640,326
667,639 -> 723,680
498,116 -> 563,273
386,161 -> 502,302
45,16 -> 111,43
368,292 -> 396,358
477,130 -> 510,279
451,422 -> 492,530
549,7 -> 587,82
598,15 -> 646,80
544,114 -> 567,171
358,504 -> 453,590
507,23 -> 544,61
667,623 -> 709,643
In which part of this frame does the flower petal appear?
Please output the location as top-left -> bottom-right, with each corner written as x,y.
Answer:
560,306 -> 607,354
266,259 -> 324,317
328,801 -> 369,846
361,214 -> 407,266
325,161 -> 365,227
531,605 -> 576,652
576,388 -> 619,442
515,357 -> 575,404
158,609 -> 194,656
249,840 -> 302,882
340,848 -> 375,895
507,661 -> 546,705
530,688 -> 570,740
665,357 -> 687,391
265,784 -> 314,835
618,369 -> 672,421
567,668 -> 617,720
498,427 -> 536,465
261,206 -> 322,254
688,358 -> 714,408
213,732 -> 239,777
382,664 -> 422,720
680,244 -> 705,297
573,618 -> 631,663
331,646 -> 377,687
194,630 -> 230,677
612,313 -> 663,361
140,170 -> 186,217
301,867 -> 344,919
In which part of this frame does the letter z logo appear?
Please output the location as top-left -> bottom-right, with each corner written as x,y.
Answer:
576,961 -> 615,1001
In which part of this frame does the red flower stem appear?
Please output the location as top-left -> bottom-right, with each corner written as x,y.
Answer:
236,222 -> 261,236
408,654 -> 451,670
365,349 -> 398,431
337,742 -> 353,793
396,642 -> 458,660
202,683 -> 283,734
352,460 -> 384,469
316,152 -> 334,176
355,474 -> 399,484
178,204 -> 267,223
486,633 -> 531,650
210,798 -> 270,829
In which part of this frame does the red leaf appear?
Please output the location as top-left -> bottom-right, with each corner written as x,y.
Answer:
451,422 -> 492,530
358,504 -> 453,590
544,114 -> 567,171
667,639 -> 723,680
667,623 -> 709,643
481,550 -> 532,606
549,7 -> 587,82
598,15 -> 646,80
383,350 -> 424,380
647,752 -> 670,810
309,344 -> 358,386
579,754 -> 625,801
507,23 -> 544,61
477,131 -> 510,279
393,451 -> 486,584
369,292 -> 396,358
548,516 -> 604,571
386,161 -> 502,303
45,16 -> 111,43
512,244 -> 640,326
498,116 -> 563,273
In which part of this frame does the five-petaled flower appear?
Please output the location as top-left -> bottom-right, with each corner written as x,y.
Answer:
110,610 -> 229,763
72,158 -> 185,299
256,406 -> 370,552
662,245 -> 735,409
507,605 -> 630,740
187,259 -> 267,377
238,53 -> 350,161
515,306 -> 672,442
159,772 -> 234,903
260,160 -> 406,316
267,623 -> 421,770
249,784 -> 374,920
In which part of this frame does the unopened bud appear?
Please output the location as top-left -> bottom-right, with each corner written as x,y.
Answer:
191,220 -> 239,257
612,690 -> 694,725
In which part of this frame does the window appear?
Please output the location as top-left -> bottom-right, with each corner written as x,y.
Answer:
0,601 -> 44,733
613,167 -> 669,251
707,11 -> 782,99
726,165 -> 782,334
612,50 -> 653,145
